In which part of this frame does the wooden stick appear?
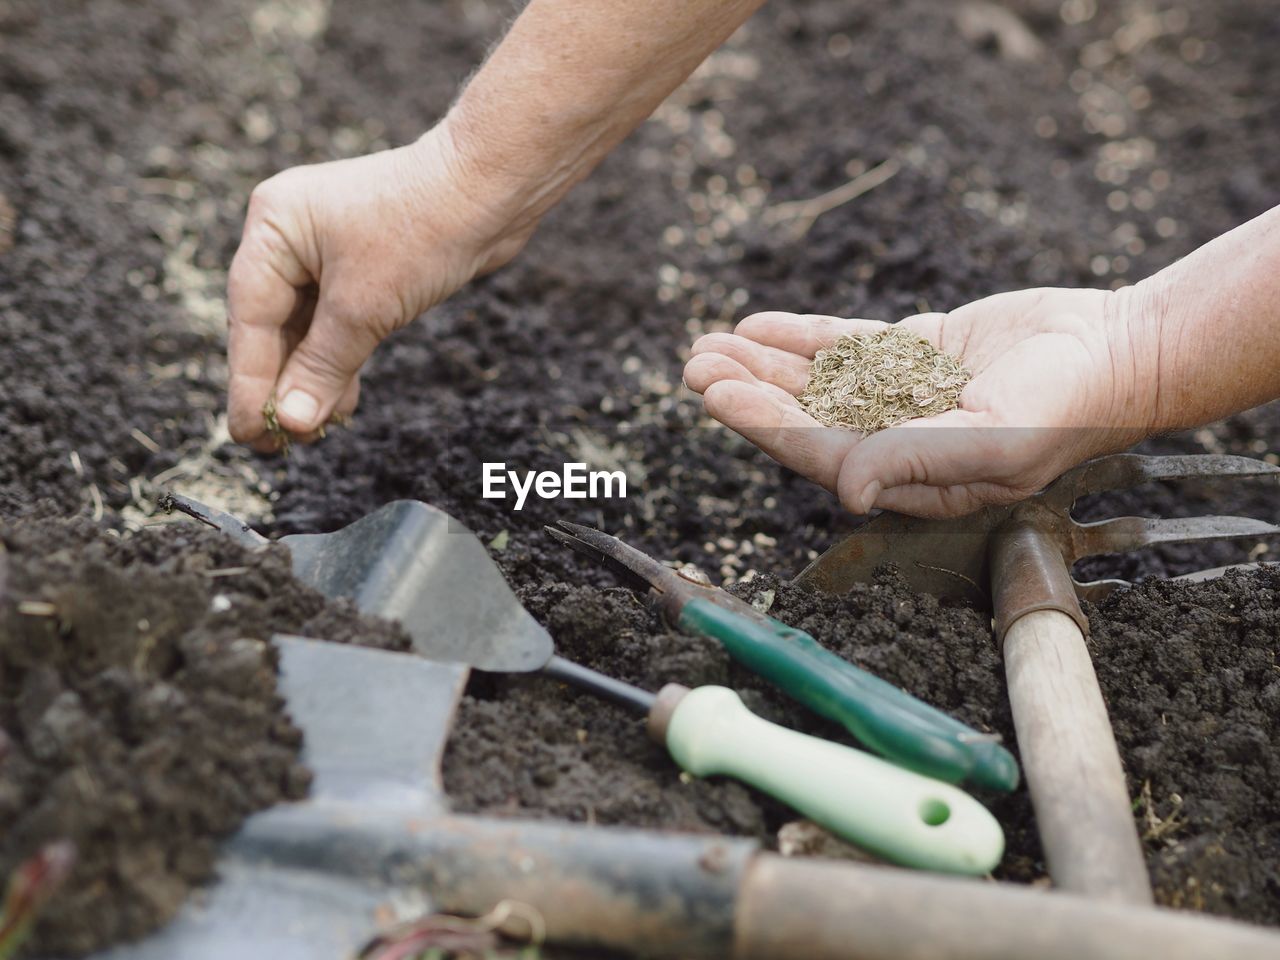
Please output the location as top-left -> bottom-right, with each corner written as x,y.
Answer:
1003,609 -> 1152,903
735,854 -> 1275,960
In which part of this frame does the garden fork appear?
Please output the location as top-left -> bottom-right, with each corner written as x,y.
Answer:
795,453 -> 1280,905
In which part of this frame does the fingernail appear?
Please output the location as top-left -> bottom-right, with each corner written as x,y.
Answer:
280,389 -> 319,427
859,481 -> 881,514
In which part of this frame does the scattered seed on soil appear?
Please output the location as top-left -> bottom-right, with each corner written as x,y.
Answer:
0,190 -> 15,256
798,327 -> 971,433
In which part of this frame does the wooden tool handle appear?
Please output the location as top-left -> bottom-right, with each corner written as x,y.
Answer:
1003,609 -> 1152,903
733,854 -> 1277,960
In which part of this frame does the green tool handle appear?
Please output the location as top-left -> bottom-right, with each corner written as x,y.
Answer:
678,598 -> 1019,791
663,685 -> 1004,875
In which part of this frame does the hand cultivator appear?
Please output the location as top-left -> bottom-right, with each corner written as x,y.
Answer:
798,453 -> 1280,904
109,470 -> 1280,960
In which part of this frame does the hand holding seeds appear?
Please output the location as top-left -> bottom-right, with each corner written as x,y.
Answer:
683,288 -> 1157,519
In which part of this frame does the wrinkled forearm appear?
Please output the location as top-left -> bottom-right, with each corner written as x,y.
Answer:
437,0 -> 767,237
1126,204 -> 1280,434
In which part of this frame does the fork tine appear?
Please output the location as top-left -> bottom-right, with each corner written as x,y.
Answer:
1045,453 -> 1280,508
1073,560 -> 1279,604
1071,577 -> 1134,603
1068,514 -> 1280,561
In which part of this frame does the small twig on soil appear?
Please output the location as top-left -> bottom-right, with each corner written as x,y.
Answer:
129,427 -> 162,455
15,601 -> 57,617
1135,779 -> 1186,844
202,567 -> 251,578
149,463 -> 189,486
763,157 -> 901,237
0,191 -> 15,257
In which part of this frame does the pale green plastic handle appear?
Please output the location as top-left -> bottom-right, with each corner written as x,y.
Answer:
665,686 -> 1005,875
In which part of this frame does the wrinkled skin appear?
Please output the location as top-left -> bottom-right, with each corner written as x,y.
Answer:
683,288 -> 1156,518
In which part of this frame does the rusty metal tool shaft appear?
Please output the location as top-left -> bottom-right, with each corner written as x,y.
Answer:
242,808 -> 1280,959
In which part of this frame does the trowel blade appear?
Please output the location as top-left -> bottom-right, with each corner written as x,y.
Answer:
282,501 -> 554,674
87,636 -> 467,959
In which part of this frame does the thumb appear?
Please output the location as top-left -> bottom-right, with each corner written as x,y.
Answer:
273,301 -> 379,433
836,410 -> 1001,512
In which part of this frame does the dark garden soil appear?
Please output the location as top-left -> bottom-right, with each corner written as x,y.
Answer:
0,513 -> 408,955
2,0 -> 1279,953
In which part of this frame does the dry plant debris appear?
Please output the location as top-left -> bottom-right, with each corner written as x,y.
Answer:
0,192 -> 15,256
798,326 -> 971,434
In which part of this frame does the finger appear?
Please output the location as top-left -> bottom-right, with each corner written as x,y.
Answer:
255,371 -> 361,452
701,380 -> 856,492
683,352 -> 798,405
333,374 -> 361,420
273,296 -> 381,433
249,431 -> 287,455
226,247 -> 308,443
733,312 -> 889,358
835,409 -> 1010,513
689,332 -> 813,395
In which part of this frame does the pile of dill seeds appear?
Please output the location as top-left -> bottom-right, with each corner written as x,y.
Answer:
798,326 -> 971,434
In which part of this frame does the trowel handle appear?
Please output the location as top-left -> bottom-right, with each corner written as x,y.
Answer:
652,684 -> 1004,875
677,599 -> 1019,792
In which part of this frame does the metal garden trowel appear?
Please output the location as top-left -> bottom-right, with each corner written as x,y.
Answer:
793,453 -> 1280,906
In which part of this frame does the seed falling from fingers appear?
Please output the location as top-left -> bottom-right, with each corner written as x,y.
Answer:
261,397 -> 353,453
798,326 -> 971,434
261,395 -> 292,454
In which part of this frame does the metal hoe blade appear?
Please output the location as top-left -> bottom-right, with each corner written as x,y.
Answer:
795,453 -> 1280,604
